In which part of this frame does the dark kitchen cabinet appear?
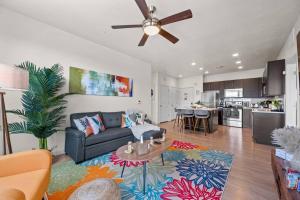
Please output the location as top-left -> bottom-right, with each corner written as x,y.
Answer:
204,82 -> 218,91
203,82 -> 211,91
252,112 -> 285,145
262,59 -> 285,97
218,108 -> 223,125
224,80 -> 234,89
243,108 -> 252,128
219,81 -> 225,98
257,78 -> 263,97
203,77 -> 263,98
233,79 -> 243,89
210,82 -> 219,91
243,78 -> 261,98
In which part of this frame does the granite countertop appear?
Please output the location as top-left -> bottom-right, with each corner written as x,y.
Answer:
252,110 -> 285,114
179,107 -> 218,111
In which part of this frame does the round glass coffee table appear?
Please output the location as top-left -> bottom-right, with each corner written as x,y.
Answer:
116,140 -> 171,194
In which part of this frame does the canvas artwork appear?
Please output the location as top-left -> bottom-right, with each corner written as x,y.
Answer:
69,67 -> 133,97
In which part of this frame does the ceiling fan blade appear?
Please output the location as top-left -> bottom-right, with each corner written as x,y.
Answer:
159,29 -> 179,44
138,34 -> 149,46
111,24 -> 142,29
135,0 -> 149,19
159,9 -> 193,26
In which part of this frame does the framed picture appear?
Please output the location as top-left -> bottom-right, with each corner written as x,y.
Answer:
69,67 -> 133,97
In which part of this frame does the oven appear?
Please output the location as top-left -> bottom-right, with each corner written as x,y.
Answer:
223,101 -> 243,127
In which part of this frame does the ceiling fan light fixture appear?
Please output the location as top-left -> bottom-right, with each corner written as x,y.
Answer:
143,18 -> 160,36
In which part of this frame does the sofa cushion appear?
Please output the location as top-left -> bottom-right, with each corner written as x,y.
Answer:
85,128 -> 132,146
102,112 -> 124,128
70,112 -> 102,129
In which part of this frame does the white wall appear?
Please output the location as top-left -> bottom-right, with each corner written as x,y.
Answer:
0,7 -> 152,155
277,15 -> 300,127
204,68 -> 264,83
158,73 -> 178,88
178,75 -> 203,103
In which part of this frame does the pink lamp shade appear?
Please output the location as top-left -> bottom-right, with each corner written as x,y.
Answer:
0,63 -> 29,91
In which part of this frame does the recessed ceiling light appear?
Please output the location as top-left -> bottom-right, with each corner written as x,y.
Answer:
235,60 -> 242,64
232,53 -> 239,57
191,62 -> 197,66
204,71 -> 209,74
178,74 -> 183,78
238,66 -> 244,69
199,67 -> 203,70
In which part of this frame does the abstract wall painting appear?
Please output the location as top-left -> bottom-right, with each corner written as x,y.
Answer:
69,67 -> 133,97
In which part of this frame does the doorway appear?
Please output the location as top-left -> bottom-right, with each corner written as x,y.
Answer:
159,85 -> 178,123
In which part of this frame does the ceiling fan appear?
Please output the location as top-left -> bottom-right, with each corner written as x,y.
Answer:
111,0 -> 193,46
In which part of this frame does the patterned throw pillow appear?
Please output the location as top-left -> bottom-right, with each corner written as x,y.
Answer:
121,114 -> 136,128
87,114 -> 106,134
136,112 -> 145,125
73,116 -> 94,137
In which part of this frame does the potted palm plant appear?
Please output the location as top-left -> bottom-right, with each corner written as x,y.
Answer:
8,61 -> 70,150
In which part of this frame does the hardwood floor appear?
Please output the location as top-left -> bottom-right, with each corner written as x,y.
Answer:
161,121 -> 278,200
55,122 -> 278,200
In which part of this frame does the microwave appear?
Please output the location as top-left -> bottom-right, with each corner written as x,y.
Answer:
224,88 -> 243,98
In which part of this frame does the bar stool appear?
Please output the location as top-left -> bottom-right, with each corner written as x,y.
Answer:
194,110 -> 210,136
173,108 -> 182,128
180,109 -> 194,132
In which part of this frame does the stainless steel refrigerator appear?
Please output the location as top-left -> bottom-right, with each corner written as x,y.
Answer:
200,91 -> 220,108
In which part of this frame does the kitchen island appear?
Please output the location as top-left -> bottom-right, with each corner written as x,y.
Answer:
179,108 -> 218,133
252,111 -> 285,145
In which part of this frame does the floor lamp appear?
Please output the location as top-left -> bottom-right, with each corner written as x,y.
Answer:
0,63 -> 29,155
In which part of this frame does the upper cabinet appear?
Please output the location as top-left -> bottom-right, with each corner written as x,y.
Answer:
262,59 -> 285,97
243,78 -> 261,98
204,78 -> 262,98
233,79 -> 243,89
203,59 -> 285,98
224,80 -> 234,89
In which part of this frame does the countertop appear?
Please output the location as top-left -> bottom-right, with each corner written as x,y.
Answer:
219,107 -> 285,114
252,110 -> 285,114
178,107 -> 218,111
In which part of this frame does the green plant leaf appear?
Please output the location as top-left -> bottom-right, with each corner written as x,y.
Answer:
8,122 -> 29,134
9,62 -> 69,146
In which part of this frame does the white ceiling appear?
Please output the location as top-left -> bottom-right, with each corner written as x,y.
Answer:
1,0 -> 300,78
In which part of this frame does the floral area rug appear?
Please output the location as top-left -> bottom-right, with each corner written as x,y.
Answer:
48,140 -> 233,200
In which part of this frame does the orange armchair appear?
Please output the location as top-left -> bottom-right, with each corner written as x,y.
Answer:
0,150 -> 52,200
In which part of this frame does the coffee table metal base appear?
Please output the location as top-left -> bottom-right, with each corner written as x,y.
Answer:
120,153 -> 165,195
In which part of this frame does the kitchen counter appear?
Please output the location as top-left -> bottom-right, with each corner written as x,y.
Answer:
252,111 -> 285,145
251,110 -> 285,114
243,107 -> 285,113
179,107 -> 218,111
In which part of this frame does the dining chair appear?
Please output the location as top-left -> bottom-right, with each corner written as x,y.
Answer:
173,108 -> 182,128
194,109 -> 210,136
180,109 -> 194,132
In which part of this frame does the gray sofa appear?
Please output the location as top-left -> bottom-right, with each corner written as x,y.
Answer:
65,111 -> 166,163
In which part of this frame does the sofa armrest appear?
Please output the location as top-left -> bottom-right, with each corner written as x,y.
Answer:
0,150 -> 51,177
65,127 -> 85,138
0,188 -> 26,200
65,127 -> 86,163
